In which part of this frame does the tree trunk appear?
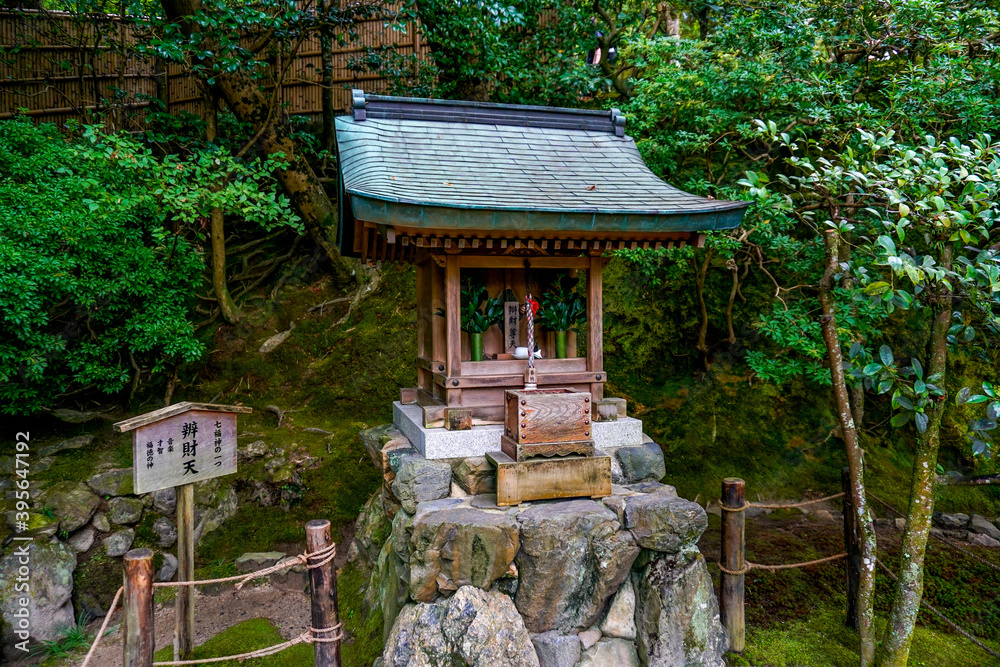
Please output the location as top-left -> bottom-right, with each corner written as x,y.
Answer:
320,0 -> 335,156
160,0 -> 356,289
875,248 -> 953,667
819,230 -> 877,667
205,94 -> 241,324
693,249 -> 713,363
838,228 -> 865,428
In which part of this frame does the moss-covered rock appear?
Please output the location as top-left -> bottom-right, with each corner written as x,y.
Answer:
408,503 -> 519,602
88,468 -> 134,497
633,549 -> 727,667
107,496 -> 144,525
392,455 -> 452,513
4,510 -> 58,538
624,494 -> 707,553
0,539 -> 76,659
193,478 -> 238,544
383,586 -> 540,667
353,491 -> 393,566
514,499 -> 639,633
37,480 -> 100,532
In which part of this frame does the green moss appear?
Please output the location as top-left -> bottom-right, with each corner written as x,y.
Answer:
610,357 -> 842,504
738,608 -> 1000,667
339,562 -> 385,667
152,618 -> 314,666
72,550 -> 122,614
132,511 -> 159,549
182,266 -> 412,565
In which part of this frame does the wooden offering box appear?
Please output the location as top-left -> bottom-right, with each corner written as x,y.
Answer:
505,389 -> 592,444
488,450 -> 611,506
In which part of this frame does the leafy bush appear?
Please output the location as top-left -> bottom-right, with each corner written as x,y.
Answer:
0,119 -> 208,414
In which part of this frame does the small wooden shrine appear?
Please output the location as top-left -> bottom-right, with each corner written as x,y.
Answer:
336,91 -> 747,501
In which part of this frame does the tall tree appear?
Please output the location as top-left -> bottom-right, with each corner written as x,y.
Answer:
749,127 -> 1000,667
152,0 -> 356,287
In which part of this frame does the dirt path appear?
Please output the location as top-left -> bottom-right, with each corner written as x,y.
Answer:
77,583 -> 312,666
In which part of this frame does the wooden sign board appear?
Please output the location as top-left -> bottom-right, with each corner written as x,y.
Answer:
504,301 -> 520,351
114,402 -> 252,494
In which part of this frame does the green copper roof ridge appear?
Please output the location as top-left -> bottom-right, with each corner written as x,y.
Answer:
345,187 -> 751,216
359,95 -> 617,118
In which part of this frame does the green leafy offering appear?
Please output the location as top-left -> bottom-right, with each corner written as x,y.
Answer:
436,280 -> 504,334
535,273 -> 586,333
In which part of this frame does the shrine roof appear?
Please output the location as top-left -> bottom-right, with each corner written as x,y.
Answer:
335,91 -> 749,238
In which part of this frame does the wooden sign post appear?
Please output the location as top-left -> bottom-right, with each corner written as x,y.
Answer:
114,402 -> 251,660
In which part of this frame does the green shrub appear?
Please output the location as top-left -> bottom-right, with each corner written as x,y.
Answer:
0,118 -> 205,414
0,117 -> 299,415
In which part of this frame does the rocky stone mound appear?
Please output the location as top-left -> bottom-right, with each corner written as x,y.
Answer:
354,424 -> 728,667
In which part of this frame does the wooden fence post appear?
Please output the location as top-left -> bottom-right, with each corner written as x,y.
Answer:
842,467 -> 860,630
720,477 -> 746,652
123,548 -> 155,667
175,482 -> 195,660
306,519 -> 341,667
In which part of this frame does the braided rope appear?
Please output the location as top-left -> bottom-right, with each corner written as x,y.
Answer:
150,624 -> 343,665
80,585 -> 123,667
719,492 -> 845,512
526,293 -> 535,373
717,552 -> 847,575
152,543 -> 336,590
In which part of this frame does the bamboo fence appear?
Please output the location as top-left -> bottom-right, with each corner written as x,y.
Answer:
0,6 -> 429,128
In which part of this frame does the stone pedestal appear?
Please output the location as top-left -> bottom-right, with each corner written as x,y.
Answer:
393,402 -> 644,460
355,424 -> 728,667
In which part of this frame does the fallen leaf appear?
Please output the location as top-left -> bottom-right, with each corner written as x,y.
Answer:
586,185 -> 597,191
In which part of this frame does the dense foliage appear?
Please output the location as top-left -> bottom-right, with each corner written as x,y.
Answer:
0,120 -> 202,414
0,118 -> 299,414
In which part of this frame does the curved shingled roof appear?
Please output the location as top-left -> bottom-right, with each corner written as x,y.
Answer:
335,91 -> 749,236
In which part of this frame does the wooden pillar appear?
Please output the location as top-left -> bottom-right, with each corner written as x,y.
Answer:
445,254 -> 462,406
415,258 -> 431,393
431,260 -> 446,369
720,477 -> 745,652
175,483 -> 195,660
123,548 -> 154,667
306,519 -> 341,667
587,256 -> 604,400
843,467 -> 860,630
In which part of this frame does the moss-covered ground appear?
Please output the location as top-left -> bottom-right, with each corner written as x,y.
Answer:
699,514 -> 1000,666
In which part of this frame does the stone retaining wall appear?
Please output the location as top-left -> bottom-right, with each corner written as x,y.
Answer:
351,425 -> 728,667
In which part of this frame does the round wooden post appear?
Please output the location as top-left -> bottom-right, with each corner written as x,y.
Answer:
123,548 -> 155,667
175,483 -> 195,660
720,478 -> 745,652
842,467 -> 860,630
306,519 -> 341,667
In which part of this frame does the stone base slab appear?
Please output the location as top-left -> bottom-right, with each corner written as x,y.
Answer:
394,401 -> 644,460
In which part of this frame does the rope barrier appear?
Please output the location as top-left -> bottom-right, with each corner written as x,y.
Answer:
717,552 -> 847,575
875,558 -> 1000,660
151,543 -> 336,590
78,542 -> 338,667
80,586 -> 123,667
150,624 -> 343,666
719,492 -> 845,513
867,493 -> 1000,573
